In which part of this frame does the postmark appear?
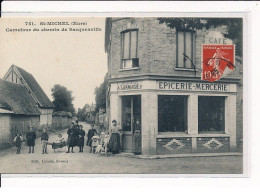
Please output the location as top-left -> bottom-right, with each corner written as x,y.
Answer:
202,45 -> 235,82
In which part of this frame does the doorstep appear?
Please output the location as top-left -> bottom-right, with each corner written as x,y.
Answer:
116,152 -> 243,159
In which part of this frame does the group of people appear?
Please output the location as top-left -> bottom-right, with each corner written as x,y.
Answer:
13,126 -> 49,154
66,121 -> 97,153
13,119 -> 141,155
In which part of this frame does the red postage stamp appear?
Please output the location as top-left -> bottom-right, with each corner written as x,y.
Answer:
202,45 -> 235,82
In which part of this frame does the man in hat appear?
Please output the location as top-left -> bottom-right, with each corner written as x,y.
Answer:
26,125 -> 36,153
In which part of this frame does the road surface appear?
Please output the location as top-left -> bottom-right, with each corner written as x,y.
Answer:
0,122 -> 243,174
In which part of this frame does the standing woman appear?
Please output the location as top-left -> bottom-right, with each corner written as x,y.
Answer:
26,126 -> 36,153
108,120 -> 122,154
77,125 -> 85,152
133,119 -> 141,155
66,123 -> 77,153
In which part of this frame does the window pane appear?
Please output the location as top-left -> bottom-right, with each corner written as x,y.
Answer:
123,59 -> 133,68
122,96 -> 131,131
177,32 -> 185,68
158,95 -> 188,132
185,32 -> 192,68
130,31 -> 138,58
123,32 -> 130,59
198,96 -> 225,133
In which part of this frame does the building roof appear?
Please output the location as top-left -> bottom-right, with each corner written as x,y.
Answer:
0,79 -> 41,115
15,65 -> 54,108
53,111 -> 72,118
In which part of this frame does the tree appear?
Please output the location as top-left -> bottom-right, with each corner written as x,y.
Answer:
51,84 -> 76,115
94,74 -> 108,112
77,104 -> 91,121
158,18 -> 242,57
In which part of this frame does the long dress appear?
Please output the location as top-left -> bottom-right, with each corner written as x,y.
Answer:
109,133 -> 120,154
133,126 -> 141,154
77,129 -> 85,147
67,127 -> 77,147
108,125 -> 121,154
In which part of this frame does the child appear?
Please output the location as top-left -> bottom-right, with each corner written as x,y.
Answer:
77,125 -> 85,153
56,134 -> 64,144
26,126 -> 36,154
52,134 -> 65,152
91,131 -> 100,153
13,133 -> 23,154
100,131 -> 110,156
41,128 -> 49,154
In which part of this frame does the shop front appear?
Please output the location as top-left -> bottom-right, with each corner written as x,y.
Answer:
109,78 -> 237,155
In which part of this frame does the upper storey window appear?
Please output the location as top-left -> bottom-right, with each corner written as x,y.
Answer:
121,29 -> 139,69
177,31 -> 195,69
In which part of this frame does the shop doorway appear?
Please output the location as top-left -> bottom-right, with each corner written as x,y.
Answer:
121,95 -> 141,153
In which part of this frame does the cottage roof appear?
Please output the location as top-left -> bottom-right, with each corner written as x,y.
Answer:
53,111 -> 72,118
15,65 -> 54,108
0,79 -> 41,115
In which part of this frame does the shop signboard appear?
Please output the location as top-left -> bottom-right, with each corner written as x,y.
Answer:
158,81 -> 232,92
117,81 -> 142,91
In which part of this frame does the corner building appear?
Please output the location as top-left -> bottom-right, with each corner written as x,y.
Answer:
105,18 -> 243,155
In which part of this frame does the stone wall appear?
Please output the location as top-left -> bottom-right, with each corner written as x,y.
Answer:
0,114 -> 12,149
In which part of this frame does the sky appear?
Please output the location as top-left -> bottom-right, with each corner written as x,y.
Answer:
0,17 -> 107,109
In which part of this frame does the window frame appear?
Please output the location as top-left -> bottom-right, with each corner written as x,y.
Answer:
198,96 -> 226,134
121,95 -> 142,134
120,28 -> 139,69
158,95 -> 188,134
176,30 -> 196,69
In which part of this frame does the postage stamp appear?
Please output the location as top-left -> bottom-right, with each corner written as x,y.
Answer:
202,45 -> 235,82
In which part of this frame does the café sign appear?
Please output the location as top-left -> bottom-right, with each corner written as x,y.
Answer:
158,81 -> 229,92
117,81 -> 142,91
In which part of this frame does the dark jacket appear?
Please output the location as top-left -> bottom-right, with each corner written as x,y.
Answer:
77,129 -> 86,146
87,128 -> 97,146
41,132 -> 49,141
67,126 -> 78,147
14,135 -> 23,147
26,132 -> 36,146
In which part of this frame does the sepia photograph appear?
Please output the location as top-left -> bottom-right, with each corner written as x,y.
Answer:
0,16 -> 244,174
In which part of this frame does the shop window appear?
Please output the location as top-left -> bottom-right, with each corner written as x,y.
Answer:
158,95 -> 188,133
121,29 -> 139,69
198,96 -> 225,133
177,31 -> 195,69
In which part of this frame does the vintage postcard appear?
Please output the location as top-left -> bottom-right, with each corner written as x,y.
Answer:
0,15 -> 246,175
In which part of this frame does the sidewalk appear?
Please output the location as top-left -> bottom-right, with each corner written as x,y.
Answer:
117,152 -> 243,159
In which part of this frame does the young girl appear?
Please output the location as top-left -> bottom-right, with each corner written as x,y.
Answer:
56,134 -> 65,144
91,131 -> 100,153
52,134 -> 66,152
14,133 -> 23,154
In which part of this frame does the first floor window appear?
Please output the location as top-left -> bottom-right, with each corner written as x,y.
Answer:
121,29 -> 139,68
158,95 -> 188,133
198,96 -> 225,133
177,31 -> 195,68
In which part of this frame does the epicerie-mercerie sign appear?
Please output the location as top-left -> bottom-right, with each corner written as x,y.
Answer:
117,82 -> 142,91
158,81 -> 228,92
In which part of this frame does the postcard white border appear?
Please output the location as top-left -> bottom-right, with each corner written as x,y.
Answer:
0,1 -> 255,186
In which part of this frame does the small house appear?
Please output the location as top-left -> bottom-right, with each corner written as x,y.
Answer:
0,65 -> 54,148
